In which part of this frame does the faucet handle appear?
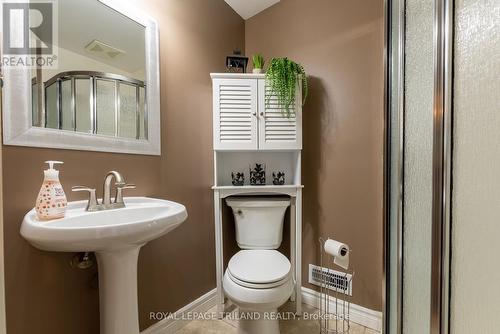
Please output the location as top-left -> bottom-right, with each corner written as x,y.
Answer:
72,186 -> 99,211
115,183 -> 136,204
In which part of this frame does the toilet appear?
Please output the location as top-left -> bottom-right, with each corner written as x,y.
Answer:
224,197 -> 293,334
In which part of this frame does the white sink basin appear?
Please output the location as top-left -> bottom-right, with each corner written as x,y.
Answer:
20,197 -> 187,334
21,197 -> 187,252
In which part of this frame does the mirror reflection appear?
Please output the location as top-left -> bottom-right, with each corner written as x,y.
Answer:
31,0 -> 147,139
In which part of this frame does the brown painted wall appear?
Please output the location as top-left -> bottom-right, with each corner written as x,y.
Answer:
1,1 -> 244,333
245,0 -> 384,310
134,0 -> 244,329
0,90 -> 6,333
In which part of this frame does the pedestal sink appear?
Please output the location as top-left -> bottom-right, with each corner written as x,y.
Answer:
20,197 -> 188,334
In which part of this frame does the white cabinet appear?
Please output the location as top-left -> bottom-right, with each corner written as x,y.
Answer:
210,73 -> 304,316
213,78 -> 258,150
258,79 -> 302,150
212,74 -> 302,150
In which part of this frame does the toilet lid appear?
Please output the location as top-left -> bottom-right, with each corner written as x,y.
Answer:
228,250 -> 291,284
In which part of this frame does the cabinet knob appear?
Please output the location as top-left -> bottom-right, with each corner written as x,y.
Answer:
252,112 -> 257,116
260,111 -> 265,117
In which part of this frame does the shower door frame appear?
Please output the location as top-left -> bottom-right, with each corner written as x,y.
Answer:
386,0 -> 454,333
384,0 -> 404,332
430,0 -> 453,333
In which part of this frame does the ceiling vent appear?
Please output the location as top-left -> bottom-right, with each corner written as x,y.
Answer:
84,39 -> 125,60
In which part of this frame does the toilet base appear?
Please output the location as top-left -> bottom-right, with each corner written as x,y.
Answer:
238,309 -> 280,334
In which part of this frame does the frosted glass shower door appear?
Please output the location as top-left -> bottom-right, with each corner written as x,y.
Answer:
389,0 -> 499,333
401,0 -> 434,332
450,0 -> 500,333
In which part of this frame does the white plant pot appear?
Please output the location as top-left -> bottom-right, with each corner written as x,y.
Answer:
252,68 -> 263,74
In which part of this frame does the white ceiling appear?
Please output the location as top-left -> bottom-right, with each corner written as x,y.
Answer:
58,0 -> 145,74
224,0 -> 280,20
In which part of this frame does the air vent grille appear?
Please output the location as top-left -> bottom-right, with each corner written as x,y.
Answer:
309,264 -> 352,295
84,39 -> 125,60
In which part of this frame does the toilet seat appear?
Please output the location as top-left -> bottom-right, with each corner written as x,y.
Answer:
227,270 -> 290,289
227,250 -> 291,289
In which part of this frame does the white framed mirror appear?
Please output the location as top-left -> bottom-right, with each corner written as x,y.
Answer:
2,0 -> 160,155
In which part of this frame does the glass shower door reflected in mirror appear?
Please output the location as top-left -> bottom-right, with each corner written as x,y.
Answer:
30,0 -> 148,140
75,79 -> 92,134
119,83 -> 139,139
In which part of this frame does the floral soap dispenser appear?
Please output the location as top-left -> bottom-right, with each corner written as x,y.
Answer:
35,161 -> 67,220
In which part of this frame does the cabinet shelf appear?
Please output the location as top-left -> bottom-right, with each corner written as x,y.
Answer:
212,185 -> 303,189
212,185 -> 303,198
214,151 -> 301,187
211,73 -> 265,79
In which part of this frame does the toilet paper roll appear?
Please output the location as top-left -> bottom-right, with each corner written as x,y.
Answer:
324,238 -> 350,270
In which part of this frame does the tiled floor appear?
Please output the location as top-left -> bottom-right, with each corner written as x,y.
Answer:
175,302 -> 380,334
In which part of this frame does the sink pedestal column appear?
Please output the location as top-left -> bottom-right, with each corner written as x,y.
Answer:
96,246 -> 141,334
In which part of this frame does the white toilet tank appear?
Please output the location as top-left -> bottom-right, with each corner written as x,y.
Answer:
226,197 -> 290,249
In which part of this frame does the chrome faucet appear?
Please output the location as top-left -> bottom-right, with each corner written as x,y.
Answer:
102,171 -> 125,208
72,171 -> 136,211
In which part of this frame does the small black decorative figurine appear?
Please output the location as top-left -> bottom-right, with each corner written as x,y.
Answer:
249,163 -> 266,186
273,171 -> 286,185
231,172 -> 245,186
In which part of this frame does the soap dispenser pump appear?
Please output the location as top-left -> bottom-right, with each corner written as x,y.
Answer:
35,161 -> 68,220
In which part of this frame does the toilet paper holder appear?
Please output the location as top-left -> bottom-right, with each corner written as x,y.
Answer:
318,237 -> 354,334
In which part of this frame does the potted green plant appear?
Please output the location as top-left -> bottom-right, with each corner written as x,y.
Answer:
252,54 -> 265,74
265,57 -> 308,118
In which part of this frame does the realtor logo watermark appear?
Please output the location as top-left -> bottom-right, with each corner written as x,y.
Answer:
1,0 -> 58,68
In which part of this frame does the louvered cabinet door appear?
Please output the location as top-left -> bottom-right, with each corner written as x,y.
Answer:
257,79 -> 302,150
213,79 -> 258,150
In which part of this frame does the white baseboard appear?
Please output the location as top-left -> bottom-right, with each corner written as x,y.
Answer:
301,287 -> 382,332
141,289 -> 217,334
142,287 -> 382,334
